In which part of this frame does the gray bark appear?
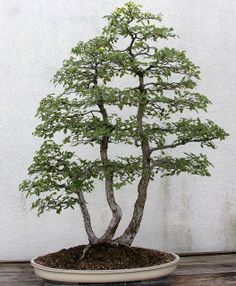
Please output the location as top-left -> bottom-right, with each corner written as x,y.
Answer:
77,190 -> 98,244
97,96 -> 123,242
100,175 -> 123,242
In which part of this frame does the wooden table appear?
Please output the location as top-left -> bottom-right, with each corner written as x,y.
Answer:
0,254 -> 235,286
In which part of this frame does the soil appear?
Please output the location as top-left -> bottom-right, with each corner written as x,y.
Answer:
35,243 -> 175,270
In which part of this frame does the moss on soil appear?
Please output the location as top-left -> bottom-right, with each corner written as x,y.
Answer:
35,243 -> 175,270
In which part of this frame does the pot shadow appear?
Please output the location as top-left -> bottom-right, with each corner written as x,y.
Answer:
44,275 -> 173,285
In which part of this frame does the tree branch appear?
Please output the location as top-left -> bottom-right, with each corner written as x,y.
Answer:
149,137 -> 217,154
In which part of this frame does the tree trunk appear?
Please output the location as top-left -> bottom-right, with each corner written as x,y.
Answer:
99,176 -> 122,242
114,173 -> 150,245
77,190 -> 98,244
97,97 -> 123,242
114,73 -> 151,245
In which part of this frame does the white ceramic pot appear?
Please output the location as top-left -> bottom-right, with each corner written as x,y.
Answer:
31,253 -> 179,284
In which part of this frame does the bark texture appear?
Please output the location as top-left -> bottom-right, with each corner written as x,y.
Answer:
77,191 -> 98,244
97,96 -> 122,242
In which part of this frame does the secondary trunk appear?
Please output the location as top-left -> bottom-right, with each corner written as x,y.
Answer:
99,176 -> 122,242
97,96 -> 123,242
114,173 -> 150,245
77,190 -> 99,244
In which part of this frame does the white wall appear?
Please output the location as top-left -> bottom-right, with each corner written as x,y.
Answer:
0,0 -> 235,260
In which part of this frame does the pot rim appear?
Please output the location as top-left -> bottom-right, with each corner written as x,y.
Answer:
31,252 -> 180,274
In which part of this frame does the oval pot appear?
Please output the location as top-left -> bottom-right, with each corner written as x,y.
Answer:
31,253 -> 179,284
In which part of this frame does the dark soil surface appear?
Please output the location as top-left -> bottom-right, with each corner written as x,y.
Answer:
35,243 -> 175,270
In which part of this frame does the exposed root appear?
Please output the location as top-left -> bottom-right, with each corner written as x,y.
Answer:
80,244 -> 92,260
80,240 -> 138,261
111,241 -> 137,254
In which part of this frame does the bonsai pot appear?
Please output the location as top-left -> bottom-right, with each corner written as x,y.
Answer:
31,253 -> 179,284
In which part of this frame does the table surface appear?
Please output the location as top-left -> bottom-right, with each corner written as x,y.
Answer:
0,253 -> 235,285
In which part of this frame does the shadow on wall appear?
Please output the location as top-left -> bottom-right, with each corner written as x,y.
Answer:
160,177 -> 193,253
220,192 -> 236,251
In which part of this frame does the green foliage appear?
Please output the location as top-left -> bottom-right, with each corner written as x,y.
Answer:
20,2 -> 228,216
152,153 -> 213,177
19,140 -> 96,214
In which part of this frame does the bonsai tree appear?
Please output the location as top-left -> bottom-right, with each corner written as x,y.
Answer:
20,2 -> 228,246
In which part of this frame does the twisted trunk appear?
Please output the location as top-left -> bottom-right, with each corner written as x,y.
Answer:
97,97 -> 122,242
99,172 -> 123,242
